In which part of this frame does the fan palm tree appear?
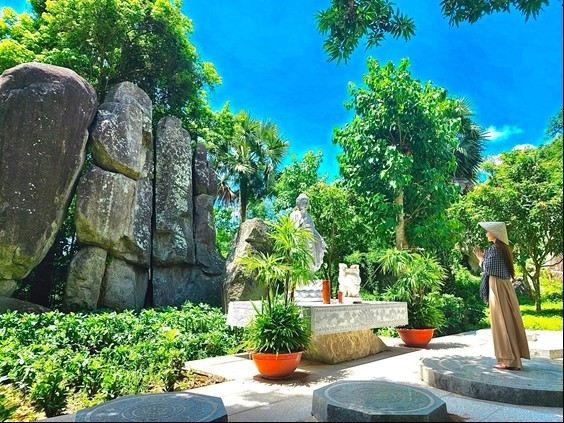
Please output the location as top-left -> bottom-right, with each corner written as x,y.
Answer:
211,111 -> 289,223
454,98 -> 487,185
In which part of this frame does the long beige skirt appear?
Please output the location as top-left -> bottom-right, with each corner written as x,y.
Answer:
489,276 -> 530,369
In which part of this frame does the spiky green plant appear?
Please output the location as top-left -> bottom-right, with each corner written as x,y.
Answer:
236,215 -> 315,353
376,248 -> 446,329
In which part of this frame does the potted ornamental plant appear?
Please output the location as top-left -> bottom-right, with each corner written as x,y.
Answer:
376,248 -> 446,348
236,215 -> 315,379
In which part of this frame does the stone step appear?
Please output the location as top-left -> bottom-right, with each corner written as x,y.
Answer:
420,355 -> 563,407
312,380 -> 448,422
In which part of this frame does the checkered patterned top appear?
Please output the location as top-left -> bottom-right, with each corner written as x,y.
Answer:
481,245 -> 512,280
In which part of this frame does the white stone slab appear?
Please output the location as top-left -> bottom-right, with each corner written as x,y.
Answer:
226,300 -> 408,335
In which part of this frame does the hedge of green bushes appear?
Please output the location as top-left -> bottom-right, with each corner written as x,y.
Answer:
0,303 -> 243,418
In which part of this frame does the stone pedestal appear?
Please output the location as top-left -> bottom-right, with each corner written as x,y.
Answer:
304,329 -> 388,364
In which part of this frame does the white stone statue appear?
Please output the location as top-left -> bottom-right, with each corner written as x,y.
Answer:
338,263 -> 361,297
289,193 -> 327,273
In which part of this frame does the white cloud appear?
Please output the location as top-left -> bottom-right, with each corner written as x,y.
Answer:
512,144 -> 536,151
484,125 -> 524,142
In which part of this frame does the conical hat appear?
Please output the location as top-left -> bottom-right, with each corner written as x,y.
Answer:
478,222 -> 509,245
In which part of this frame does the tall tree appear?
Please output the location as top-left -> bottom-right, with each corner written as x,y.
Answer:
451,136 -> 563,312
454,98 -> 487,183
210,110 -> 289,223
305,181 -> 363,285
317,0 -> 552,62
334,58 -> 461,250
0,0 -> 220,128
272,150 -> 326,213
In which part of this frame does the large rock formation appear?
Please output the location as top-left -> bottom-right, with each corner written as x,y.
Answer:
223,218 -> 271,311
152,118 -> 224,308
0,63 -> 97,290
64,82 -> 153,311
0,63 -> 226,311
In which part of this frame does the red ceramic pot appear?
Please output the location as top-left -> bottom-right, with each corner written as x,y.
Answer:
396,328 -> 435,348
251,351 -> 303,379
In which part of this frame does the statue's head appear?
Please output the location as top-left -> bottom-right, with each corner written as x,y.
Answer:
296,193 -> 309,209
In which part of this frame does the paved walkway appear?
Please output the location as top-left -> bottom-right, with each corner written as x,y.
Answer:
40,330 -> 563,422
185,330 -> 562,422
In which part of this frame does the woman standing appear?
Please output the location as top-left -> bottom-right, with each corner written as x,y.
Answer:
473,221 -> 530,370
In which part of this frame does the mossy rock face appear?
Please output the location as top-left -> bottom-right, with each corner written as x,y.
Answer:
0,62 -> 97,282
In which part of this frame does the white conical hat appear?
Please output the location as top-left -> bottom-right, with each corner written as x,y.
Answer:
478,222 -> 509,245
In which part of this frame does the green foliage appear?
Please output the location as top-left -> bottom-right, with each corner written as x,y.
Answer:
346,251 -> 394,295
305,181 -> 364,285
0,303 -> 242,417
28,364 -> 67,417
545,107 -> 563,140
316,0 -> 415,63
316,0 -> 549,62
236,215 -> 315,354
454,98 -> 487,182
214,206 -> 238,258
334,57 -> 461,250
0,0 -> 219,131
376,248 -> 447,329
273,150 -> 326,212
209,109 -> 289,223
441,0 -> 550,25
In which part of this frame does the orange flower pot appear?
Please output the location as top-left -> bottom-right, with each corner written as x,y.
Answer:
396,328 -> 435,348
251,351 -> 303,379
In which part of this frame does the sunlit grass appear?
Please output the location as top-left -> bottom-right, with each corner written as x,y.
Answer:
520,301 -> 563,331
481,300 -> 563,331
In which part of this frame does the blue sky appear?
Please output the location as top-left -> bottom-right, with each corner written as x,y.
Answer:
3,0 -> 563,180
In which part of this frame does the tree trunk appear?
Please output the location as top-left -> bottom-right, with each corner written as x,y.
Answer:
239,180 -> 248,223
395,190 -> 408,249
519,263 -> 534,300
532,265 -> 542,313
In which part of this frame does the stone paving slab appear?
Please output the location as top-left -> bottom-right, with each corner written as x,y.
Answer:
312,380 -> 448,422
75,392 -> 227,422
420,354 -> 563,407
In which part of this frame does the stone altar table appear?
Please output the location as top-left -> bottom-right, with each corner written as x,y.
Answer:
226,300 -> 408,364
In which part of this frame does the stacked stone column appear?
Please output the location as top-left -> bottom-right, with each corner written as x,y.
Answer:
152,119 -> 224,307
64,82 -> 153,311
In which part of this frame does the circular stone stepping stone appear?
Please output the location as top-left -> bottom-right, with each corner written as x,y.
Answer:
75,392 -> 227,422
312,380 -> 447,422
420,355 -> 563,407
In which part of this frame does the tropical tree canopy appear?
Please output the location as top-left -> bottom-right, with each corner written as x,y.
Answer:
317,0 -> 551,62
272,150 -> 326,213
450,134 -> 563,313
209,109 -> 289,223
334,57 -> 462,250
0,0 -> 220,129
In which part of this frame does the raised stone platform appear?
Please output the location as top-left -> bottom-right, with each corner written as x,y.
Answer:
312,380 -> 448,422
420,354 -> 563,407
75,392 -> 227,422
227,300 -> 407,364
226,300 -> 408,335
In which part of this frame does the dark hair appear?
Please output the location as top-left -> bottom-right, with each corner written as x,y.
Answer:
494,240 -> 515,279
